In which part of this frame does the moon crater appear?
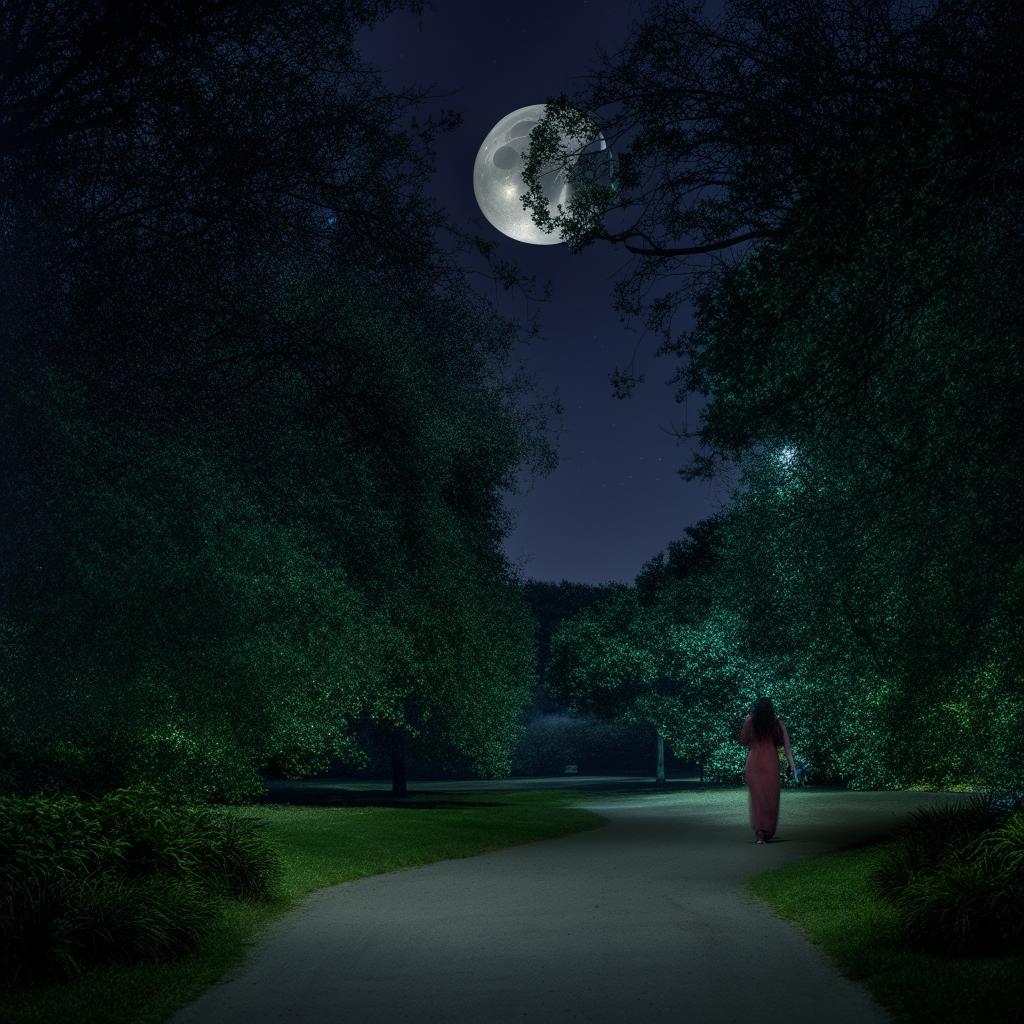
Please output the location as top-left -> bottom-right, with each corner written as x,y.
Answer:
492,145 -> 519,170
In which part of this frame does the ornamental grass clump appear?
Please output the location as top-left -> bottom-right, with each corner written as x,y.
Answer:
94,785 -> 280,900
3,868 -> 211,980
180,806 -> 281,901
875,794 -> 1024,954
0,786 -> 280,984
874,794 -> 1004,900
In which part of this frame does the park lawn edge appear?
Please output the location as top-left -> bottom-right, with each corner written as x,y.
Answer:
746,840 -> 1024,1024
0,788 -> 605,1024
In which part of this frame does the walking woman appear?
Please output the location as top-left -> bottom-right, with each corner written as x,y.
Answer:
739,697 -> 797,844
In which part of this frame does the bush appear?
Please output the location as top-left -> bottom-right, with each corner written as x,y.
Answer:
875,794 -> 1024,954
895,846 -> 1023,954
0,736 -> 130,798
93,786 -> 280,900
0,786 -> 280,983
985,808 -> 1024,878
127,730 -> 267,804
874,794 -> 1006,900
183,810 -> 281,901
1,868 -> 211,981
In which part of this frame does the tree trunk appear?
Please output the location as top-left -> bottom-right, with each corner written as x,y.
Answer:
656,733 -> 665,784
391,731 -> 408,797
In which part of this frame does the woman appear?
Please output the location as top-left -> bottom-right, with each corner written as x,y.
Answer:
739,697 -> 797,844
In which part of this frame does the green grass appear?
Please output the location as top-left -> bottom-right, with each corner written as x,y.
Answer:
748,843 -> 1024,1024
0,788 -> 601,1024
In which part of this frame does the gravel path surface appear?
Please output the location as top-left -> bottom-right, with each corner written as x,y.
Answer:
173,785 -> 947,1024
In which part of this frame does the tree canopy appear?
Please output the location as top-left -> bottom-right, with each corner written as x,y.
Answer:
536,0 -> 1024,790
1,1 -> 554,799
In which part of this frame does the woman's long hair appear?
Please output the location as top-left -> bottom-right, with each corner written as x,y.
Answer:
751,696 -> 779,741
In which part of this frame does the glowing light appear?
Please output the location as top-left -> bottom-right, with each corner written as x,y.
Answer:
472,103 -> 607,245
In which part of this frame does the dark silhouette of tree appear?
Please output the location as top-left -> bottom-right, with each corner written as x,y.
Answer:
635,517 -> 723,606
521,579 -> 619,713
0,1 -> 556,799
530,0 -> 1024,789
523,0 -> 1021,391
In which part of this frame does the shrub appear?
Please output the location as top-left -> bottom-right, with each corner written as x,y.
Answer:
1,868 -> 211,982
698,738 -> 749,784
69,874 -> 211,967
92,785 -> 281,900
0,787 -> 280,983
127,730 -> 267,804
984,809 -> 1024,878
874,794 -> 1006,900
182,810 -> 281,901
875,795 -> 1024,954
92,786 -> 204,879
895,844 -> 1024,954
0,736 -> 130,798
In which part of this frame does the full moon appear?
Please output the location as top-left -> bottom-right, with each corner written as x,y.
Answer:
473,103 -> 606,245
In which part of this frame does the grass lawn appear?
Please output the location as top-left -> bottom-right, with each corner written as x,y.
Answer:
748,842 -> 1024,1024
0,788 -> 602,1024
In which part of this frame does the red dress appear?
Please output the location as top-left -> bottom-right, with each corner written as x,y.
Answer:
739,715 -> 792,841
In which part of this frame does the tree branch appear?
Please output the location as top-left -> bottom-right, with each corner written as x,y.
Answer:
605,228 -> 776,257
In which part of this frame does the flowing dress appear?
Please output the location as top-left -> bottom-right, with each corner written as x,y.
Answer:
739,714 -> 793,840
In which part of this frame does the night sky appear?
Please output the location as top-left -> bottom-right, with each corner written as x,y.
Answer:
359,1 -> 726,586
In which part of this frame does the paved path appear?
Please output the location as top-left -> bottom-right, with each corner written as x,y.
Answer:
174,786 -> 949,1024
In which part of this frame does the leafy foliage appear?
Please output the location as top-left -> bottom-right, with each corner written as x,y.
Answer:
531,1 -> 1024,792
0,2 -> 555,796
875,796 -> 1024,954
546,525 -> 765,781
0,787 -> 280,983
520,580 -> 620,714
875,795 -> 1008,900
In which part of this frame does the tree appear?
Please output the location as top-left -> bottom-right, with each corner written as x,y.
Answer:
523,0 -> 1022,393
521,579 -> 620,714
2,261 -> 550,799
546,523 -> 757,781
2,374 -> 389,799
526,0 -> 1024,790
1,2 -> 557,799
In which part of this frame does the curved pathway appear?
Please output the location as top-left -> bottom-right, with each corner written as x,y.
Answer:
173,786 -> 946,1024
